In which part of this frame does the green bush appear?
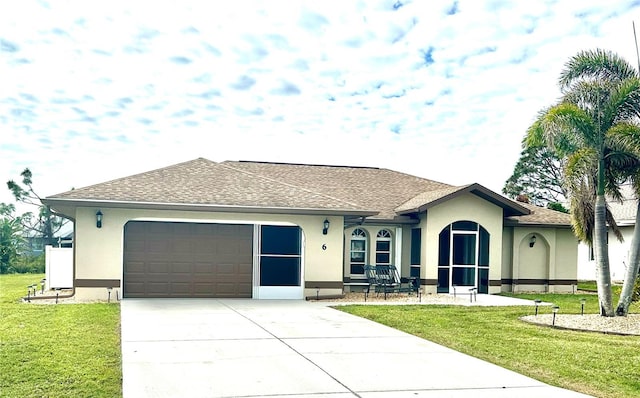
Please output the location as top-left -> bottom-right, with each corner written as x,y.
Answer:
8,253 -> 45,274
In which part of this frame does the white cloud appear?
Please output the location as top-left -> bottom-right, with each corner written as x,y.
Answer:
2,0 -> 640,211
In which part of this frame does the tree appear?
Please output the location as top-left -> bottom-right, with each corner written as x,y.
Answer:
526,49 -> 640,317
7,168 -> 64,248
503,144 -> 569,211
0,203 -> 25,274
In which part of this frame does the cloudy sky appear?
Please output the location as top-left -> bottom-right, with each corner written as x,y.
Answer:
2,0 -> 640,211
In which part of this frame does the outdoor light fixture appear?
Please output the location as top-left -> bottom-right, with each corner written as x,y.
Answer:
322,219 -> 330,235
534,299 -> 542,316
107,287 -> 113,303
580,298 -> 586,316
552,305 -> 560,326
529,235 -> 537,248
96,210 -> 103,228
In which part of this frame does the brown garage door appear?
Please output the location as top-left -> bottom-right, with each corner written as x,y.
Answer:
123,221 -> 253,298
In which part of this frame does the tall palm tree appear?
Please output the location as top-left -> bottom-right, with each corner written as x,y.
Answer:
526,49 -> 640,316
560,49 -> 640,316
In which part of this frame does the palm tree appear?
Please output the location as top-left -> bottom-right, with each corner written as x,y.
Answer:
526,49 -> 640,316
560,49 -> 640,316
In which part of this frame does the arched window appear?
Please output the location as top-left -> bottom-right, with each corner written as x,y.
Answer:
437,221 -> 490,294
350,228 -> 367,276
376,229 -> 392,266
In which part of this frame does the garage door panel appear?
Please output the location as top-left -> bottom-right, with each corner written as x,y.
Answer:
124,221 -> 253,298
170,282 -> 191,295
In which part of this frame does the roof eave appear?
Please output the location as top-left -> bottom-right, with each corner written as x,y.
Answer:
43,198 -> 378,217
504,219 -> 572,228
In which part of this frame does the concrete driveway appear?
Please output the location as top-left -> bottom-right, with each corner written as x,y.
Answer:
121,299 -> 592,398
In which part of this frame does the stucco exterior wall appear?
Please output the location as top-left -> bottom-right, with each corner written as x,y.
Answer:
501,227 -> 514,287
424,193 -> 504,294
71,206 -> 344,301
510,226 -> 578,293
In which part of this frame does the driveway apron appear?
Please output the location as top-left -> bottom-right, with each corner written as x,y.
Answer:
121,299 -> 592,398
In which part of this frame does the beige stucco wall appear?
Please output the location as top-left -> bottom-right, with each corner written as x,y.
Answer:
501,227 -> 514,284
510,226 -> 578,293
424,193 -> 504,294
70,206 -> 344,301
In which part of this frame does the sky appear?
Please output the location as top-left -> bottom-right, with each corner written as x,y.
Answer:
2,0 -> 640,214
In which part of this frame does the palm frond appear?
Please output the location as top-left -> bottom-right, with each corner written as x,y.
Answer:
559,48 -> 638,92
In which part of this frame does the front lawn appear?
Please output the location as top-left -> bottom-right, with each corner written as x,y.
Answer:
0,274 -> 122,398
339,293 -> 640,398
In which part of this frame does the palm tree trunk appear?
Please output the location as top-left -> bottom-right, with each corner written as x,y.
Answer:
615,201 -> 640,316
594,194 -> 615,316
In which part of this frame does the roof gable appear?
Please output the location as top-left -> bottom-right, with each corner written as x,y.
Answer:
395,183 -> 530,217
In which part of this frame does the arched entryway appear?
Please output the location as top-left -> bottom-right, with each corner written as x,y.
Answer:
437,220 -> 490,294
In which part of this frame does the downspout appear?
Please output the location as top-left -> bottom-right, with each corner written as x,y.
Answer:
22,213 -> 77,301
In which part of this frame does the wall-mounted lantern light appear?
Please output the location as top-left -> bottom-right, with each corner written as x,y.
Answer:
96,210 -> 103,228
322,219 -> 330,235
529,234 -> 537,248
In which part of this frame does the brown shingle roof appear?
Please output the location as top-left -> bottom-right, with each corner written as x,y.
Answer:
45,158 -> 566,225
505,202 -> 572,226
223,160 -> 453,219
47,158 -> 373,214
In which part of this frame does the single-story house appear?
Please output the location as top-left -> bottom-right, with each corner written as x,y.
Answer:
43,158 -> 578,301
578,184 -> 638,282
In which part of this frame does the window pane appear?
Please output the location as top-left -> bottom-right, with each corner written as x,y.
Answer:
411,228 -> 421,265
376,240 -> 390,251
453,234 -> 476,265
437,268 -> 449,293
351,264 -> 364,275
479,226 -> 490,266
452,221 -> 477,231
351,240 -> 366,251
350,252 -> 365,262
452,267 -> 475,286
260,257 -> 300,286
376,253 -> 390,264
261,225 -> 300,255
438,226 -> 450,266
478,268 -> 489,294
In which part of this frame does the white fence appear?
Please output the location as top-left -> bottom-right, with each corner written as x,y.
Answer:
45,246 -> 73,289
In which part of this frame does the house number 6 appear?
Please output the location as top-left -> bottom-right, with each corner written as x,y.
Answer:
322,244 -> 327,250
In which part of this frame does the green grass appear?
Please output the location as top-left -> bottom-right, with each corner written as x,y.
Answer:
339,293 -> 640,398
0,274 -> 122,398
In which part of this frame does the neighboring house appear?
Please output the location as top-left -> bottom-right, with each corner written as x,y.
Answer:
43,158 -> 578,301
23,221 -> 73,256
577,185 -> 637,282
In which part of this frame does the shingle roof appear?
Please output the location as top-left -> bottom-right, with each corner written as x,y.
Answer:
505,202 -> 572,226
45,158 -> 568,225
46,158 -> 373,214
223,160 -> 453,220
608,184 -> 637,225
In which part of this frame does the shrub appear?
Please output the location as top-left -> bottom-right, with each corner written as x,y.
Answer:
8,254 -> 45,274
633,277 -> 640,303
